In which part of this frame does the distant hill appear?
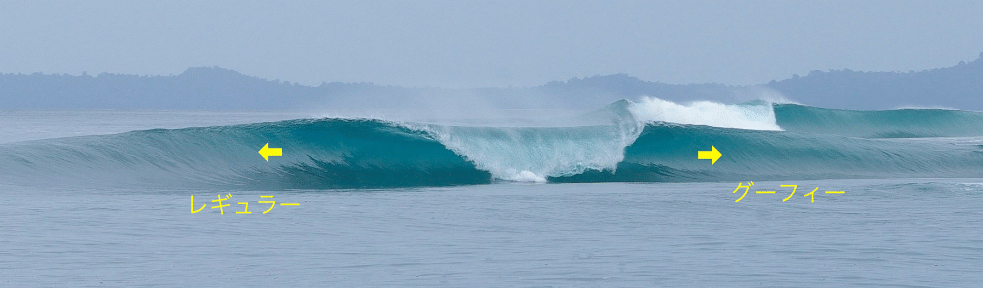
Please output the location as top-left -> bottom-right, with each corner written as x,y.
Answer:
0,67 -> 743,111
765,52 -> 983,110
0,67 -> 389,110
2,52 -> 982,111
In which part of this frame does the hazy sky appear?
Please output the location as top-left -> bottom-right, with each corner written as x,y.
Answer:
2,1 -> 982,88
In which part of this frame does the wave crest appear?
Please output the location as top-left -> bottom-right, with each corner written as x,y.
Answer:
628,97 -> 782,131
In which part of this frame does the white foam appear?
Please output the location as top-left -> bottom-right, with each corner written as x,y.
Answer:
628,97 -> 782,131
416,124 -> 638,183
507,170 -> 548,183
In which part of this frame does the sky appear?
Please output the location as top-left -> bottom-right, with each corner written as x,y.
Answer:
2,0 -> 982,88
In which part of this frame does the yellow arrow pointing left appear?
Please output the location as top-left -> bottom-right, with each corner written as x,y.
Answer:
258,143 -> 282,161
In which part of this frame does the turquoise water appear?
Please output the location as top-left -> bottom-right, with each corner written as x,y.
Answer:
3,102 -> 982,189
1,105 -> 982,286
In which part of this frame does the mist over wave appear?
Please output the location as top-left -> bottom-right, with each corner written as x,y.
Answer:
1,98 -> 981,189
629,97 -> 781,131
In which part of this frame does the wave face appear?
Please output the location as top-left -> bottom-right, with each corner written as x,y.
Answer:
0,119 -> 491,189
775,104 -> 983,138
1,99 -> 981,189
554,124 -> 983,182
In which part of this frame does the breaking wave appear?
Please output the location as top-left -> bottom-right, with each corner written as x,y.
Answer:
1,98 -> 981,189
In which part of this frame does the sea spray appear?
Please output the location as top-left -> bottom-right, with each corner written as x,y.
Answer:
628,97 -> 782,131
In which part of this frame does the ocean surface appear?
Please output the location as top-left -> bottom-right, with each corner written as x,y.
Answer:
2,99 -> 982,286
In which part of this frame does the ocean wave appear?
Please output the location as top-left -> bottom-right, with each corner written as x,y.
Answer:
776,104 -> 983,138
1,98 -> 981,189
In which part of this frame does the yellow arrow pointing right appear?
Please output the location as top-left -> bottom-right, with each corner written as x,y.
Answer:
698,146 -> 721,165
258,143 -> 282,162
